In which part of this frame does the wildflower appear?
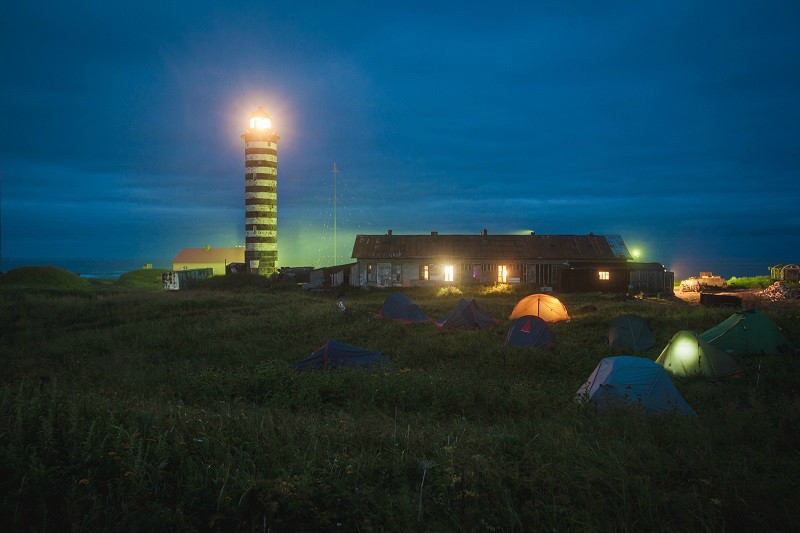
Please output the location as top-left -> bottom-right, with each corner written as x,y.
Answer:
107,451 -> 117,457
179,441 -> 187,446
711,498 -> 721,505
225,496 -> 231,502
78,479 -> 90,485
124,471 -> 134,478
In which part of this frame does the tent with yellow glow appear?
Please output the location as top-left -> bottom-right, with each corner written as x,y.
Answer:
509,294 -> 570,322
656,330 -> 742,379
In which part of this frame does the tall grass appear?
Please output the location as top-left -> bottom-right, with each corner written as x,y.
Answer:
1,285 -> 799,529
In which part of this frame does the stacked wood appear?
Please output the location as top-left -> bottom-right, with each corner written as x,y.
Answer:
756,281 -> 799,301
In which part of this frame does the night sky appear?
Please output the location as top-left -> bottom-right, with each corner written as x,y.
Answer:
2,2 -> 799,279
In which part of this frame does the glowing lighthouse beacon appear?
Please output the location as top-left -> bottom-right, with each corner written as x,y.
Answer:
242,106 -> 280,276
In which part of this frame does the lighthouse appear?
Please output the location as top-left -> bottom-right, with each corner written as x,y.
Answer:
242,106 -> 279,276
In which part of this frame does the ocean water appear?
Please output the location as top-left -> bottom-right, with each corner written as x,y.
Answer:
1,258 -> 168,279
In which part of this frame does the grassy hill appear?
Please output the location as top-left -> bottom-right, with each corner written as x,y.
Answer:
116,268 -> 169,289
0,265 -> 90,292
0,285 -> 798,530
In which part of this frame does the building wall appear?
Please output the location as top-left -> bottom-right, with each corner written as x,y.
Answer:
561,267 -> 629,293
782,265 -> 800,282
354,259 -> 580,288
630,269 -> 675,294
173,262 -> 226,276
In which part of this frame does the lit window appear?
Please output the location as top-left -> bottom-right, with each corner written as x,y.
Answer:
498,265 -> 507,283
445,265 -> 454,282
249,116 -> 272,130
424,265 -> 429,280
599,271 -> 610,280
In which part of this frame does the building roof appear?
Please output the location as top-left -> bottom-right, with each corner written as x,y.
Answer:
172,247 -> 245,264
351,234 -> 631,261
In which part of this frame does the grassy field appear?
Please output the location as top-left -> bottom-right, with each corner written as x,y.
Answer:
1,279 -> 799,530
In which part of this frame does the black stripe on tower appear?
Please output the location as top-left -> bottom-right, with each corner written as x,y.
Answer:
245,172 -> 277,179
246,223 -> 277,231
245,198 -> 277,206
248,237 -> 278,244
245,160 -> 277,168
245,147 -> 277,156
245,207 -> 276,213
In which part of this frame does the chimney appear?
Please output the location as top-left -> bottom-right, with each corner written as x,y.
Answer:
431,231 -> 438,236
387,229 -> 392,235
483,229 -> 488,236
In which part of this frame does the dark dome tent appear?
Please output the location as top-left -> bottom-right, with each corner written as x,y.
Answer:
607,314 -> 655,352
700,310 -> 794,356
377,292 -> 430,323
656,330 -> 742,379
504,316 -> 554,349
576,356 -> 696,417
436,299 -> 498,330
291,339 -> 390,371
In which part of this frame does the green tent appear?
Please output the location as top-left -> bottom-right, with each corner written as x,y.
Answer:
656,330 -> 742,379
699,310 -> 794,356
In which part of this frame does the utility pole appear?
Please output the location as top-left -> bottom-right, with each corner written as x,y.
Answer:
333,163 -> 338,265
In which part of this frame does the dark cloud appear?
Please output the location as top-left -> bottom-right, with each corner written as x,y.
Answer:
1,1 -> 799,279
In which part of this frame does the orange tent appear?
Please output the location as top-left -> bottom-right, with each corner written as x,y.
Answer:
509,294 -> 570,322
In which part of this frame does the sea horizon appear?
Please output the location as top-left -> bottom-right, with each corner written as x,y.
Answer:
0,258 -> 170,279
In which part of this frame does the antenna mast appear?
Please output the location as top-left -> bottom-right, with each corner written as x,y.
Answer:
333,163 -> 338,265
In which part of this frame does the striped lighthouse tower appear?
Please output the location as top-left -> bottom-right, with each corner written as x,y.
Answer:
242,106 -> 279,276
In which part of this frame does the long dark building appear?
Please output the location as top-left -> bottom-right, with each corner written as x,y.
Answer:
242,106 -> 279,276
348,230 -> 674,293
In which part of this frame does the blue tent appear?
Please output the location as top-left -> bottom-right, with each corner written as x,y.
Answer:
291,339 -> 390,371
576,356 -> 696,417
504,315 -> 554,348
377,292 -> 430,323
436,299 -> 498,330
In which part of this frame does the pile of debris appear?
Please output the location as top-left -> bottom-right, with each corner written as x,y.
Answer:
756,281 -> 800,301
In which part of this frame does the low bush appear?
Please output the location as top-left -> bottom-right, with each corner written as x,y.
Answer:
436,285 -> 463,297
727,276 -> 774,290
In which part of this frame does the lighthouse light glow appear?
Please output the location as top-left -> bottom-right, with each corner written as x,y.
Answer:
250,116 -> 272,130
